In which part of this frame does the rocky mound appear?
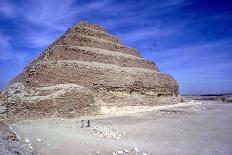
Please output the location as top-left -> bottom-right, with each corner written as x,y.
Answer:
0,21 -> 179,122
0,121 -> 36,154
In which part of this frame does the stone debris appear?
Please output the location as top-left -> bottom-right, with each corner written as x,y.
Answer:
116,150 -> 124,154
36,139 -> 42,142
22,138 -> 33,150
158,109 -> 181,115
0,105 -> 6,114
223,96 -> 232,103
0,121 -> 37,154
132,147 -> 139,153
24,138 -> 30,143
123,149 -> 129,153
83,126 -> 124,139
112,147 -> 147,155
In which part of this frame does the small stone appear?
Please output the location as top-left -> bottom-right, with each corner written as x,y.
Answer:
123,149 -> 129,153
24,138 -> 30,143
98,134 -> 103,138
117,150 -> 123,154
36,139 -> 42,142
96,151 -> 100,154
28,145 -> 33,149
132,147 -> 139,153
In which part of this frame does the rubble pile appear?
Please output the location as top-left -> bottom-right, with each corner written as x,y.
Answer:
83,126 -> 125,139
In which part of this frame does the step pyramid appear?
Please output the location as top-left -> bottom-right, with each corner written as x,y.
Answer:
1,21 -> 180,121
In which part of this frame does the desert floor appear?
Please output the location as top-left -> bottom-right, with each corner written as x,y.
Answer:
12,101 -> 232,155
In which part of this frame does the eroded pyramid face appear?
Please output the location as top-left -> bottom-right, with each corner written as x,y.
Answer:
1,21 -> 179,122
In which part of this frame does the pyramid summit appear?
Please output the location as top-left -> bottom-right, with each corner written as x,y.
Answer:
1,21 -> 179,121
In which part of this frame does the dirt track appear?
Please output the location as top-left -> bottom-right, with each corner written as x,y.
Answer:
11,101 -> 232,155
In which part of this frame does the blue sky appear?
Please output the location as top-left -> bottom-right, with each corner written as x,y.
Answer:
0,0 -> 232,94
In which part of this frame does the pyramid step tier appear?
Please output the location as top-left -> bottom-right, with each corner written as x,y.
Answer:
52,33 -> 141,57
69,24 -> 123,45
11,60 -> 178,96
41,46 -> 158,71
76,21 -> 107,33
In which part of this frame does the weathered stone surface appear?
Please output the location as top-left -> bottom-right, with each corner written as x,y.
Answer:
52,34 -> 141,57
1,21 -> 179,122
71,23 -> 123,44
40,46 -> 158,70
0,121 -> 37,154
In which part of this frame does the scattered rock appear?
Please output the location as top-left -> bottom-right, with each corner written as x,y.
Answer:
132,147 -> 139,153
36,139 -> 42,142
83,126 -> 124,139
112,147 -> 145,155
0,121 -> 37,154
24,138 -> 30,143
223,96 -> 232,103
116,150 -> 123,154
0,106 -> 6,114
158,109 -> 181,115
123,149 -> 129,153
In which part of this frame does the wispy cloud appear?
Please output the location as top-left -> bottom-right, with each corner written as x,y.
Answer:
4,0 -> 114,48
0,33 -> 29,90
0,0 -> 194,49
0,0 -> 17,18
0,0 -> 231,93
23,29 -> 59,48
148,39 -> 232,94
0,35 -> 12,60
20,0 -> 78,31
118,24 -> 181,44
150,39 -> 232,68
0,34 -> 28,61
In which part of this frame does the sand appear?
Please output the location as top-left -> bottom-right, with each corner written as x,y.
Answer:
9,101 -> 232,155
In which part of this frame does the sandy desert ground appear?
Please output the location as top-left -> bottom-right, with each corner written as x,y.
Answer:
7,101 -> 232,155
